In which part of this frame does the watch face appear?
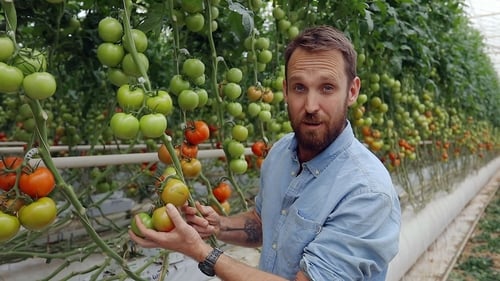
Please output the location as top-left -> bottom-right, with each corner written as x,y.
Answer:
198,262 -> 215,276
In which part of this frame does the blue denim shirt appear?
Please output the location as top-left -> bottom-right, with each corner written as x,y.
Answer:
255,122 -> 401,280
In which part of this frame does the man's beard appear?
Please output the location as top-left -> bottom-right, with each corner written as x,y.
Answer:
288,104 -> 348,154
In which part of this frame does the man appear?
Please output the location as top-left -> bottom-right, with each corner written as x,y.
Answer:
130,25 -> 401,281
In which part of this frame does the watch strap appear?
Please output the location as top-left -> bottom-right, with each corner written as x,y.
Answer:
198,247 -> 223,276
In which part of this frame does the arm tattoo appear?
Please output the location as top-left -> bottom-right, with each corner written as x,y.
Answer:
222,218 -> 262,244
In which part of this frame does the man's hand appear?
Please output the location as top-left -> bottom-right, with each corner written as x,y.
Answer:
128,203 -> 212,262
182,201 -> 221,239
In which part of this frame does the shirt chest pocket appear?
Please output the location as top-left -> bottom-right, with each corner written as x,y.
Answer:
279,205 -> 322,268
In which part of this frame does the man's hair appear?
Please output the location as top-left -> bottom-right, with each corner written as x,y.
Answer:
284,25 -> 357,82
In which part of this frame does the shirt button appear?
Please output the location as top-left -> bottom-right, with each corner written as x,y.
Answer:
291,171 -> 295,176
272,243 -> 277,249
315,170 -> 320,175
281,209 -> 287,215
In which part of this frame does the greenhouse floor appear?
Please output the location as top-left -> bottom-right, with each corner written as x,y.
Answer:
401,168 -> 499,280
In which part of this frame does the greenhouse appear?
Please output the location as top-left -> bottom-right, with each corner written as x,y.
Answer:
0,0 -> 498,280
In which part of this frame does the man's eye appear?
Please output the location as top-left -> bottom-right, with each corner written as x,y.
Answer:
293,84 -> 305,92
324,85 -> 334,92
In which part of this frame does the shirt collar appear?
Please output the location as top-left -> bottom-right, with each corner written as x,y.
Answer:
288,120 -> 355,177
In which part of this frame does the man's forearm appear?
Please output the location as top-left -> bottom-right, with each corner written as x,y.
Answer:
217,209 -> 263,247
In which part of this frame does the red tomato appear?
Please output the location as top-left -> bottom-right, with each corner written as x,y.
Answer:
0,157 -> 23,191
251,141 -> 268,157
213,182 -> 232,202
19,166 -> 55,198
152,206 -> 175,232
180,142 -> 198,158
184,120 -> 210,145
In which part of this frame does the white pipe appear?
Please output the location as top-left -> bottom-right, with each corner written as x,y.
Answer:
386,156 -> 500,281
29,148 -> 252,168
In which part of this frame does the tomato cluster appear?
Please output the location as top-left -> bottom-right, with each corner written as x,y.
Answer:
0,38 -> 57,99
0,157 -> 57,243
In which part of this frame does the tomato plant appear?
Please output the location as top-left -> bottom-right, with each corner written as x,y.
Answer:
0,157 -> 23,191
130,212 -> 153,238
184,120 -> 209,145
160,178 -> 189,207
18,197 -> 57,231
121,53 -> 149,77
152,206 -> 174,232
19,166 -> 55,198
0,211 -> 20,243
213,182 -> 232,203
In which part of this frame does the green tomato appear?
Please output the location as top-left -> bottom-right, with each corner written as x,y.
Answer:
23,72 -> 57,100
226,102 -> 243,117
181,0 -> 204,13
195,88 -> 208,107
13,48 -> 47,75
117,84 -> 145,110
169,74 -> 190,95
231,124 -> 248,141
123,29 -> 148,53
182,58 -> 205,79
178,89 -> 199,111
97,43 -> 124,67
146,90 -> 173,115
18,197 -> 57,231
0,37 -> 15,61
229,158 -> 248,174
226,67 -> 243,83
130,212 -> 153,237
255,37 -> 270,50
223,82 -> 242,100
110,112 -> 140,139
258,110 -> 272,122
121,53 -> 149,77
227,140 -> 245,158
0,62 -> 24,93
272,7 -> 285,20
247,102 -> 261,117
140,113 -> 167,138
278,19 -> 291,33
0,211 -> 20,242
185,13 -> 205,32
107,68 -> 129,87
258,50 -> 273,64
98,17 -> 123,43
287,26 -> 300,39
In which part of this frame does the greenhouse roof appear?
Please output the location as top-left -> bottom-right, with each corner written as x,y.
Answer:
466,0 -> 500,75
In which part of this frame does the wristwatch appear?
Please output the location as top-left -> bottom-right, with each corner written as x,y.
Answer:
198,247 -> 224,276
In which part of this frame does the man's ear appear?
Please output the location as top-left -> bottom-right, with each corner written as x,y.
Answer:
347,77 -> 361,106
